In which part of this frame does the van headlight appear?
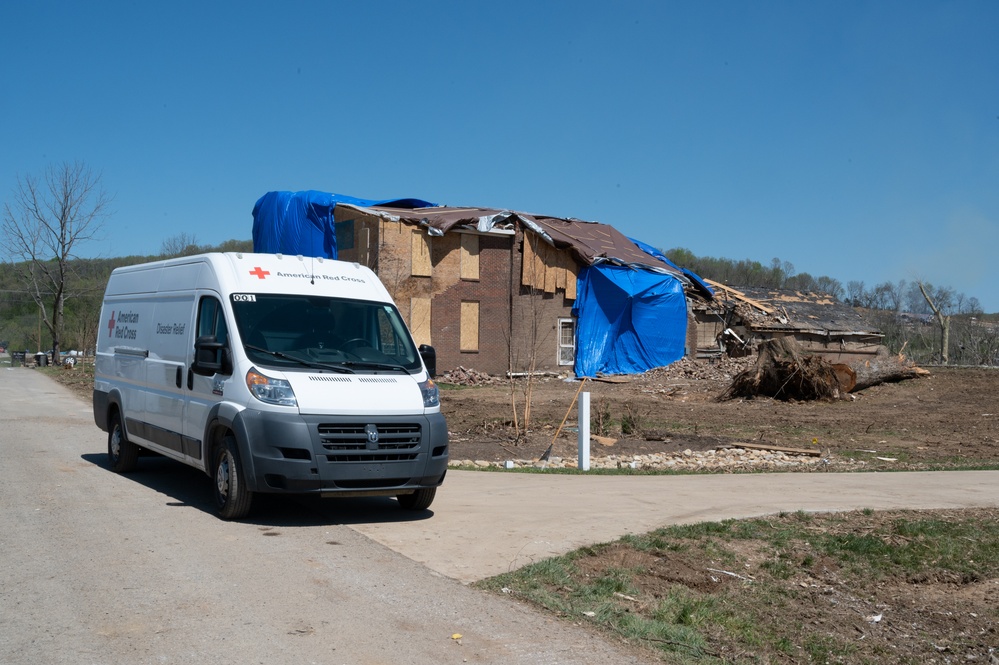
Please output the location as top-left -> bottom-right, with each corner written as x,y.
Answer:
246,368 -> 297,407
418,377 -> 439,408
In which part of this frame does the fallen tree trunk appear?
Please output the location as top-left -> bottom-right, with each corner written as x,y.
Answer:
720,337 -> 927,401
851,347 -> 930,392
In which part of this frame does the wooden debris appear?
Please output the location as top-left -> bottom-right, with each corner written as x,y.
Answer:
703,279 -> 775,314
592,375 -> 632,384
725,442 -> 821,457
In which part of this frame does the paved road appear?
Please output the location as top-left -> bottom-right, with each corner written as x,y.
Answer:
3,366 -> 998,664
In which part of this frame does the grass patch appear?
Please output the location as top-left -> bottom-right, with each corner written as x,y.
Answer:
477,508 -> 999,663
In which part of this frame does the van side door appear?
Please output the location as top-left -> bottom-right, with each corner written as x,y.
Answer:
141,293 -> 197,457
184,294 -> 232,461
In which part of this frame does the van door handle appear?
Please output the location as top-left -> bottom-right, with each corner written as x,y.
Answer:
176,366 -> 182,389
187,368 -> 194,390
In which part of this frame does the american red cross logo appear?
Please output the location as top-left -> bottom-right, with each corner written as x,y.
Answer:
249,267 -> 270,279
107,311 -> 116,337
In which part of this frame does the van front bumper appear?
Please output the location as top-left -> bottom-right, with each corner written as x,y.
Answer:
232,410 -> 449,496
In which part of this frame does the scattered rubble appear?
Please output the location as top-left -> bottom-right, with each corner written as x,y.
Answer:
637,355 -> 757,384
448,445 -> 862,472
438,366 -> 505,386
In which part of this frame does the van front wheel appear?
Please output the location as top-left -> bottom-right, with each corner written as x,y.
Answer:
213,435 -> 253,520
107,411 -> 139,473
397,487 -> 436,511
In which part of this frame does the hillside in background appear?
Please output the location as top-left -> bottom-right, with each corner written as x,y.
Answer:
1,239 -> 993,366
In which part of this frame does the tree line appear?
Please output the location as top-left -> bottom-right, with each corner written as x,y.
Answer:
0,237 -> 252,356
666,247 -> 997,366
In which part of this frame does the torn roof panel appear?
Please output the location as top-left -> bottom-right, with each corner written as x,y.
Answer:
728,286 -> 881,334
338,203 -> 684,276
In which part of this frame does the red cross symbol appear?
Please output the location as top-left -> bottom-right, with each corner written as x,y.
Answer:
107,311 -> 116,337
249,267 -> 270,279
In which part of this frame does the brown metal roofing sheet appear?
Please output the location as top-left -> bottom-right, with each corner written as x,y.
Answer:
346,204 -> 680,274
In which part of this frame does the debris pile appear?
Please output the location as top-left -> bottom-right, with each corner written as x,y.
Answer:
438,366 -> 503,386
638,355 -> 757,384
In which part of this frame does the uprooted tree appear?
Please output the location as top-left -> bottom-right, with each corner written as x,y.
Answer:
720,337 -> 928,401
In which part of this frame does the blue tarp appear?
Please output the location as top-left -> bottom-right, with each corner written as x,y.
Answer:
252,191 -> 436,259
572,264 -> 688,377
629,237 -> 715,300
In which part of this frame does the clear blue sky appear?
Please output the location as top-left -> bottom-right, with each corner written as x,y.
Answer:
3,1 -> 998,310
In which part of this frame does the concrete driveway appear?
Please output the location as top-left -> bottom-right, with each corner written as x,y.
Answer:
354,467 -> 999,582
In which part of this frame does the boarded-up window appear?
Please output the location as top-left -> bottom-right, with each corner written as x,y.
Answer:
410,297 -> 432,347
522,233 -> 578,299
411,230 -> 432,277
460,234 -> 479,280
460,301 -> 479,352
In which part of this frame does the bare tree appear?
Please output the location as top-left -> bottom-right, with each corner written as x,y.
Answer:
160,232 -> 200,257
846,280 -> 865,307
1,161 -> 112,362
917,280 -> 951,364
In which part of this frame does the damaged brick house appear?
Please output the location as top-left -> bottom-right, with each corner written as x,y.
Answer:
691,282 -> 885,363
251,191 -> 703,378
331,203 -> 698,377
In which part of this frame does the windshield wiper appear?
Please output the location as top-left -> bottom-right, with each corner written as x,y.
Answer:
340,360 -> 410,373
244,344 -> 355,374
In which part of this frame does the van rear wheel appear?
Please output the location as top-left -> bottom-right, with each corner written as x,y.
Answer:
213,435 -> 253,520
107,411 -> 139,473
397,487 -> 436,511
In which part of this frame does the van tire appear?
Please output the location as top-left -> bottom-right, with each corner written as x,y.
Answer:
397,487 -> 436,511
107,411 -> 139,473
213,435 -> 253,520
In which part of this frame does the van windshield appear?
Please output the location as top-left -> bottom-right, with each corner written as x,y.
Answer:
230,294 -> 422,372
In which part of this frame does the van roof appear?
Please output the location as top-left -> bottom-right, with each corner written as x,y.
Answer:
106,252 -> 392,302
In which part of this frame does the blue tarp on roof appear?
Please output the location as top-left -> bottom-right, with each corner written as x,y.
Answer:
252,191 -> 436,259
629,237 -> 715,299
572,264 -> 687,377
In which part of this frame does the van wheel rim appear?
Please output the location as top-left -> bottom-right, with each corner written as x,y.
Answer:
216,456 -> 230,498
110,429 -> 121,459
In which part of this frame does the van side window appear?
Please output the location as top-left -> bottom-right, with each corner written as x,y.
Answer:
197,297 -> 229,367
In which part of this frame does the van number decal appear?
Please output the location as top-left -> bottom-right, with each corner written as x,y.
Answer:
232,294 -> 256,302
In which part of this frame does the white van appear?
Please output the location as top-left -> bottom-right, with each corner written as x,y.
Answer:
93,252 -> 448,519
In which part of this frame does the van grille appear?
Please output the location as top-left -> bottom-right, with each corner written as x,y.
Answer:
317,423 -> 422,462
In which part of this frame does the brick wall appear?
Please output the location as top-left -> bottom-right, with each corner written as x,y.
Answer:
334,210 -> 577,376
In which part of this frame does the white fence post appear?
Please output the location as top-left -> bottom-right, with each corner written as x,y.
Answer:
578,391 -> 590,471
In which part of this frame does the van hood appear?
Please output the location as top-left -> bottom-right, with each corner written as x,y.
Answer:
288,371 -> 428,416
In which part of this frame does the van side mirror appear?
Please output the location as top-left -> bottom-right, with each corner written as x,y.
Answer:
418,344 -> 437,378
192,335 -> 232,376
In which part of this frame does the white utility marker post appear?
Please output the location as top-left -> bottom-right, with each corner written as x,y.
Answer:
578,391 -> 590,471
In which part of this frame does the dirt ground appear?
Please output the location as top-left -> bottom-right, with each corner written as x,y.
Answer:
442,361 -> 999,662
441,359 -> 999,471
49,360 -> 999,662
